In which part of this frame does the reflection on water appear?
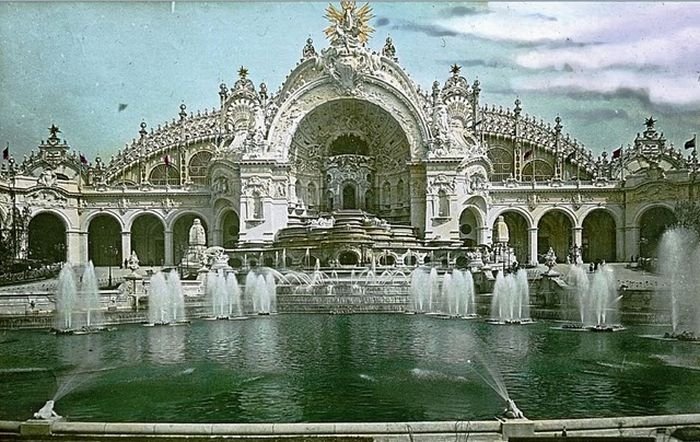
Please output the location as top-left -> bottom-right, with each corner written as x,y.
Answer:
148,326 -> 186,364
0,316 -> 699,422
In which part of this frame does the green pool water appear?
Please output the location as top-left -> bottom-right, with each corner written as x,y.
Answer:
1,315 -> 699,423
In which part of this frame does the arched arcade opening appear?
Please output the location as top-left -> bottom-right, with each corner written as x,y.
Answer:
221,210 -> 240,248
131,214 -> 165,266
88,214 -> 122,266
639,206 -> 676,258
582,209 -> 616,263
27,213 -> 66,264
493,211 -> 529,265
459,208 -> 480,247
538,210 -> 573,263
173,214 -> 208,264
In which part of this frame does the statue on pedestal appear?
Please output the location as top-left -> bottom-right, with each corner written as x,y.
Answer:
494,215 -> 510,245
127,251 -> 140,272
544,247 -> 559,276
181,218 -> 207,270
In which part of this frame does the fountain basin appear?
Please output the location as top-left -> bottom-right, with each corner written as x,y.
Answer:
1,316 -> 700,423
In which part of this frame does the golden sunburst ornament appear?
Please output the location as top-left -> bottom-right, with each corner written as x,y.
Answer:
324,0 -> 374,46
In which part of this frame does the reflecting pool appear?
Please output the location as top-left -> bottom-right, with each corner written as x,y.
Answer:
1,315 -> 699,422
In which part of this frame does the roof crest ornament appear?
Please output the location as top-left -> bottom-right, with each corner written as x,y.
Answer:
324,0 -> 374,50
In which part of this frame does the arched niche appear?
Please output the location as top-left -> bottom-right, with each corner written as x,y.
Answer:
88,214 -> 122,266
582,209 -> 617,262
638,206 -> 676,258
130,214 -> 165,266
537,209 -> 573,263
28,212 -> 66,264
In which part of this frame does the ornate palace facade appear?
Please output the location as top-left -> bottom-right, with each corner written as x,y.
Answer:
1,1 -> 698,269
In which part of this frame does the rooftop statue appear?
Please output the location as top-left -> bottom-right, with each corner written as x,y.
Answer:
324,0 -> 373,51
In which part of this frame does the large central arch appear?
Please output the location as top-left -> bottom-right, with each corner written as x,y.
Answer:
289,99 -> 415,225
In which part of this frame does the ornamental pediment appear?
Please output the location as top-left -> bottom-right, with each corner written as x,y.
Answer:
25,189 -> 68,208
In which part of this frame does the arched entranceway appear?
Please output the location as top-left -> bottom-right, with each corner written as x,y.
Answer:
221,211 -> 240,248
459,208 -> 480,246
288,99 -> 416,226
338,250 -> 359,266
639,206 -> 676,258
131,214 -> 165,266
342,183 -> 357,210
538,210 -> 573,263
582,210 -> 616,262
28,213 -> 66,264
88,214 -> 122,266
493,211 -> 530,264
173,214 -> 208,264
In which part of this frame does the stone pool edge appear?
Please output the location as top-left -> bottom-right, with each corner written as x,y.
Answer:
2,413 -> 699,440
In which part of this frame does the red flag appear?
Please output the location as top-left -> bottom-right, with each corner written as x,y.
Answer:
612,147 -> 622,159
79,153 -> 88,165
2,144 -> 8,161
163,154 -> 171,167
523,149 -> 533,160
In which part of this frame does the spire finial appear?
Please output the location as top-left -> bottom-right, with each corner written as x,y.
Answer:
139,121 -> 147,138
238,66 -> 249,79
450,64 -> 461,76
179,103 -> 187,120
645,115 -> 656,130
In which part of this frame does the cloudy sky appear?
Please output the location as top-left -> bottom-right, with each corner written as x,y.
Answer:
1,1 -> 699,162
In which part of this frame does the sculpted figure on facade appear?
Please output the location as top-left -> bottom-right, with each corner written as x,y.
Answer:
189,218 -> 207,247
212,176 -> 230,195
37,169 -> 57,187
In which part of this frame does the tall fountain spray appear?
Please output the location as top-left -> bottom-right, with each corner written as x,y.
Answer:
246,268 -> 277,315
441,269 -> 477,317
409,267 -> 440,313
81,261 -> 104,328
409,268 -> 476,317
208,271 -> 228,318
226,272 -> 243,318
147,271 -> 186,325
658,227 -> 700,339
54,261 -> 105,333
55,263 -> 77,331
565,266 -> 622,331
488,269 -> 532,324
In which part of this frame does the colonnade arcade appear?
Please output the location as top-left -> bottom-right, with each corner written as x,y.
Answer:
454,204 -> 670,266
3,202 -> 683,267
9,209 -> 239,267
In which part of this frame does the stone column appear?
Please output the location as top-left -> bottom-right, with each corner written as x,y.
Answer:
477,226 -> 491,245
573,226 -> 583,248
121,231 -> 131,263
625,226 -> 640,260
164,229 -> 174,266
528,227 -> 539,266
616,226 -> 626,262
66,230 -> 83,264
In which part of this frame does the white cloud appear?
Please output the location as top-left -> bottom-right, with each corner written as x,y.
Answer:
516,28 -> 700,72
436,2 -> 700,107
512,70 -> 700,106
